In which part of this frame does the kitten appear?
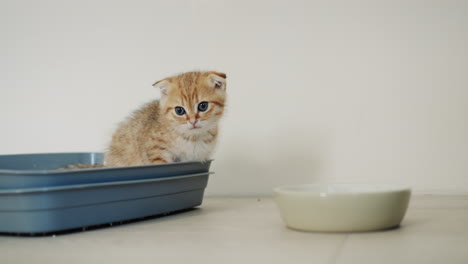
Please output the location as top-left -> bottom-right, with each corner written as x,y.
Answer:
104,71 -> 227,167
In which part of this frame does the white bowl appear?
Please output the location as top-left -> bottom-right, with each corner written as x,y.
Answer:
274,184 -> 411,232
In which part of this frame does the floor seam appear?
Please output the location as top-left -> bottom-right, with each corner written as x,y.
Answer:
328,234 -> 349,264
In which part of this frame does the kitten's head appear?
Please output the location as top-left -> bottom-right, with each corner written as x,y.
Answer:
153,71 -> 227,136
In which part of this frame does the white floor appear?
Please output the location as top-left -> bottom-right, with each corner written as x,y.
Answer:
1,196 -> 468,264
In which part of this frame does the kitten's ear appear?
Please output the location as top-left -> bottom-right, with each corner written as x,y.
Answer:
152,78 -> 171,96
207,72 -> 227,90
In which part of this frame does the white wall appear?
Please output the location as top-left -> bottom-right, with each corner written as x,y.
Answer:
1,0 -> 467,196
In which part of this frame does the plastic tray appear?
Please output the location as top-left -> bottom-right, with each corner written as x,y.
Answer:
0,153 -> 211,189
0,172 -> 210,234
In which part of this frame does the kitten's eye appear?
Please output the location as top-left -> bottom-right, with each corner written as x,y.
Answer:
174,107 -> 186,115
198,102 -> 209,112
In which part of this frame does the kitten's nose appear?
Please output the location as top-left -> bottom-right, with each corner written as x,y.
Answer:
189,120 -> 198,128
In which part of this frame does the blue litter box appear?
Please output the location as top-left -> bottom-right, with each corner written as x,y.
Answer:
0,153 -> 212,234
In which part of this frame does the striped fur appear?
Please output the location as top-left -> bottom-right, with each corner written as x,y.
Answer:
105,71 -> 226,167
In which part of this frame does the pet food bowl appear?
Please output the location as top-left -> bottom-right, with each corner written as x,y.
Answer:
274,184 -> 411,232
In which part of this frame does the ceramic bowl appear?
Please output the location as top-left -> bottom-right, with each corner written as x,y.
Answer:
274,184 -> 411,232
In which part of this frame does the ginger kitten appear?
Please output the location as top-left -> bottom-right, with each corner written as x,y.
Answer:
105,71 -> 227,167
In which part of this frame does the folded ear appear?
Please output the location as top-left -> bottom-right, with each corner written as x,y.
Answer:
152,78 -> 172,96
207,72 -> 227,90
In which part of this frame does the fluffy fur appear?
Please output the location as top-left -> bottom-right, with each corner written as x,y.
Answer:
105,71 -> 227,167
